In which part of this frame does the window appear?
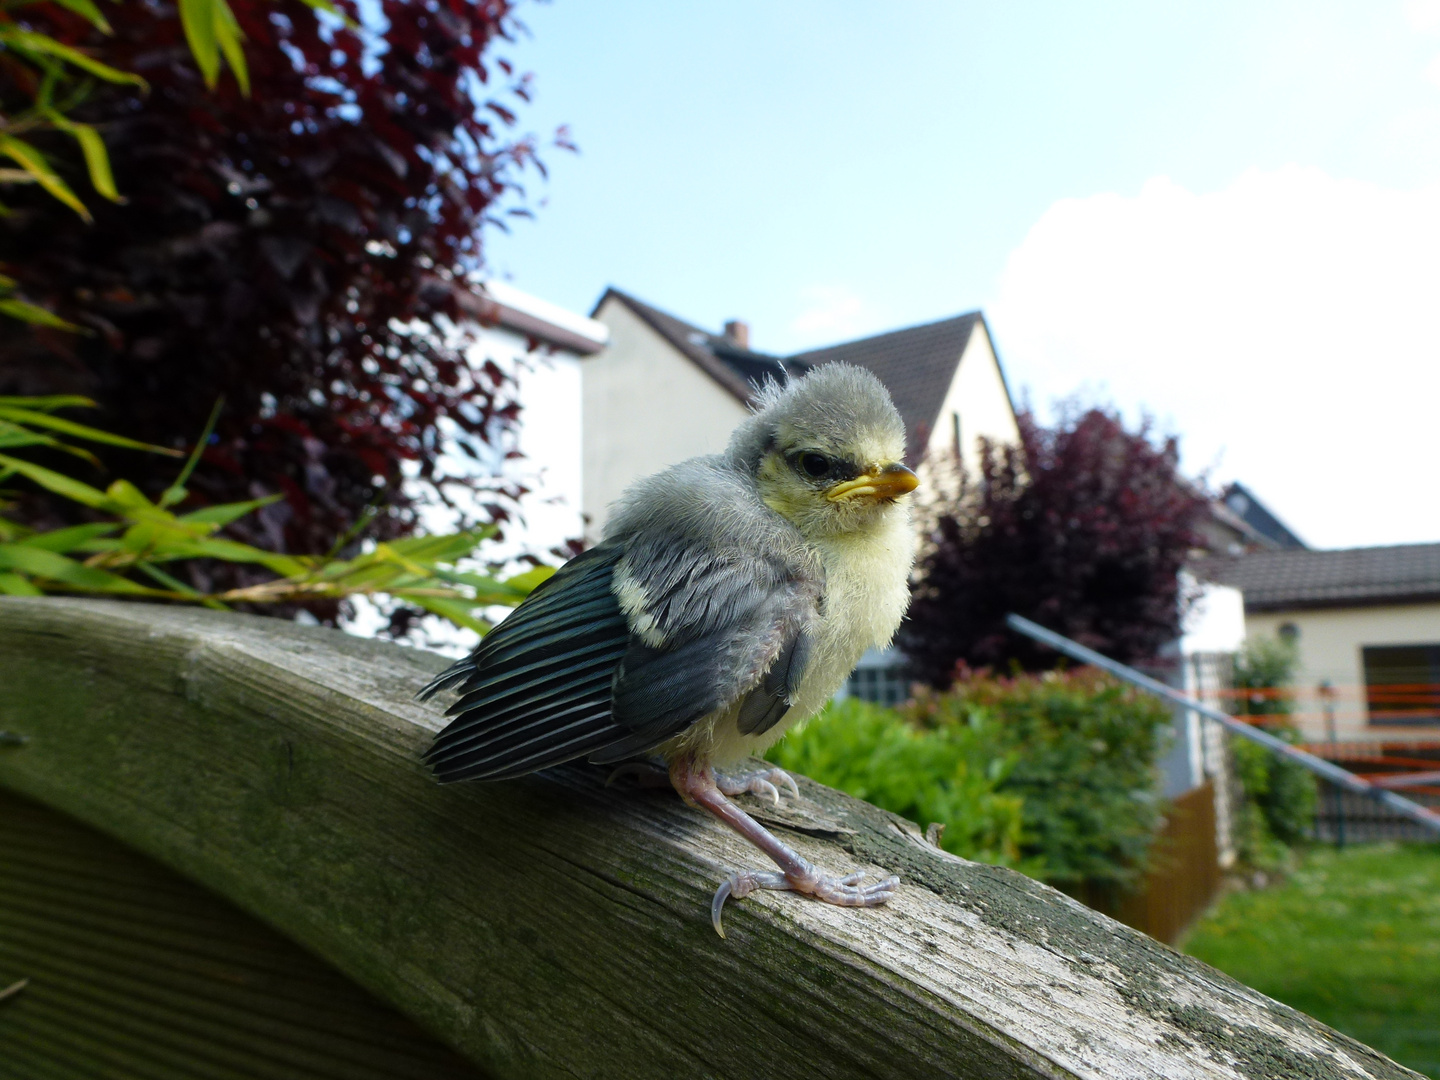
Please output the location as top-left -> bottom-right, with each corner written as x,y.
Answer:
952,412 -> 962,460
1362,644 -> 1440,724
845,665 -> 911,708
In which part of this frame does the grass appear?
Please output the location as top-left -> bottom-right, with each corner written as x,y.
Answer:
1182,843 -> 1440,1078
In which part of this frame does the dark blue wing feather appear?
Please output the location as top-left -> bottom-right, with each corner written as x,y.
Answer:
423,544 -> 633,783
422,459 -> 827,782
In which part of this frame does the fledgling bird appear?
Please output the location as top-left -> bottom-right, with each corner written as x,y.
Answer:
420,363 -> 918,935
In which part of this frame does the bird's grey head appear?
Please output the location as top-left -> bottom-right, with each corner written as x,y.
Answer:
726,363 -> 918,538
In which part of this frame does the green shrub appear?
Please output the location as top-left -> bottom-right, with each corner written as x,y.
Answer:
903,669 -> 1170,888
768,697 -> 1035,872
772,668 -> 1170,889
1231,637 -> 1318,865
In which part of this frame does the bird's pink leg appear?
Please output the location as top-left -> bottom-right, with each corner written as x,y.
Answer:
669,755 -> 899,937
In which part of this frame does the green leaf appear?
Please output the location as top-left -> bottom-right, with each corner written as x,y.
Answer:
133,560 -> 201,595
502,565 -> 556,594
45,113 -> 121,202
385,528 -> 497,564
0,572 -> 43,596
399,592 -> 491,634
0,135 -> 89,220
49,0 -> 113,33
0,453 -> 109,508
0,298 -> 85,332
19,522 -> 118,553
0,405 -> 176,453
213,0 -> 250,96
0,542 -> 148,592
177,494 -> 280,527
0,419 -> 66,450
162,536 -> 306,576
160,397 -> 222,506
293,0 -> 357,27
178,0 -> 221,88
0,396 -> 96,411
103,479 -> 155,511
6,32 -> 147,88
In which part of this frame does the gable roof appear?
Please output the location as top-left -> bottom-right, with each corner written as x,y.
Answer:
1220,482 -> 1306,550
787,313 -> 984,458
593,288 -> 1001,461
1194,542 -> 1440,611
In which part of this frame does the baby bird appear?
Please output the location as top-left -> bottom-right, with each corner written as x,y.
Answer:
421,363 -> 918,934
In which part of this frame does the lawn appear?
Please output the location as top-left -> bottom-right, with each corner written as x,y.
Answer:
1183,843 -> 1440,1079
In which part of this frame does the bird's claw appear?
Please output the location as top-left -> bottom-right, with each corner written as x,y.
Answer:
714,766 -> 801,807
709,858 -> 900,937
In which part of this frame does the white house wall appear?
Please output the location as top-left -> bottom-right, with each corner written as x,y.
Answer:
584,298 -> 749,537
1245,603 -> 1440,741
924,323 -> 1022,468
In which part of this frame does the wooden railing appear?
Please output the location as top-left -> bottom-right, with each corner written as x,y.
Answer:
0,598 -> 1425,1080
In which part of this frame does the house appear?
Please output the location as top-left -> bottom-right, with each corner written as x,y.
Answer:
1199,482 -> 1309,556
581,289 -> 1021,539
1195,542 -> 1440,742
348,281 -> 608,651
448,280 -> 609,558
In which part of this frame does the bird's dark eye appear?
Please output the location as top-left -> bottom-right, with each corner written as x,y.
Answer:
798,452 -> 831,478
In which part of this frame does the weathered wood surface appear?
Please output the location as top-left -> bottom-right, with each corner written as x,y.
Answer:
0,597 -> 1422,1080
0,787 -> 489,1080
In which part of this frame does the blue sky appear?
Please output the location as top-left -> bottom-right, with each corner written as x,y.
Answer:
483,1 -> 1440,548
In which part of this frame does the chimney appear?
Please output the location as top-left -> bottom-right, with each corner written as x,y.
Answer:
723,320 -> 750,349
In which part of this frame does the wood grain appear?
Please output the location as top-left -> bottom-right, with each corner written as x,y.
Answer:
0,597 -> 1423,1080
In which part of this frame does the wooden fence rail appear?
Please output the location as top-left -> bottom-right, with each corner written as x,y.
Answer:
0,598 -> 1424,1080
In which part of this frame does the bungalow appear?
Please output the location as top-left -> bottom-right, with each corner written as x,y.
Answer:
1196,542 -> 1440,742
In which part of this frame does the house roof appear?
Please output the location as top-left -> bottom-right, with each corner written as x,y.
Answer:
1194,542 -> 1440,611
1220,482 -> 1306,550
594,288 -> 999,460
787,313 -> 984,459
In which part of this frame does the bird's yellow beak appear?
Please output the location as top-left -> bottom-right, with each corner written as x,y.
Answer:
825,462 -> 920,502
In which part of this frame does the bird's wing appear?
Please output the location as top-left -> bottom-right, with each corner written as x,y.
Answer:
422,544 -> 633,782
586,532 -> 821,764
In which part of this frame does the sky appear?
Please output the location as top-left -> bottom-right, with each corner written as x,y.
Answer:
480,0 -> 1440,549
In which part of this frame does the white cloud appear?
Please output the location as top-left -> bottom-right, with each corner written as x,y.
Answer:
1405,0 -> 1440,32
1425,52 -> 1440,86
786,285 -> 878,347
989,166 -> 1440,549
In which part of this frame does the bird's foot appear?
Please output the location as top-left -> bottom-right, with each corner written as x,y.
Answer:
713,766 -> 800,807
668,754 -> 900,938
710,857 -> 900,937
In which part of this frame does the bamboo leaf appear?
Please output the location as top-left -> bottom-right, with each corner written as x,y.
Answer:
0,135 -> 89,220
214,0 -> 250,96
0,298 -> 85,332
45,113 -> 121,202
160,397 -> 222,506
49,0 -> 113,33
398,592 -> 491,634
502,564 -> 556,594
177,0 -> 222,88
164,536 -> 306,576
0,406 -> 177,453
0,453 -> 109,508
20,522 -> 118,553
7,32 -> 147,88
0,396 -> 96,411
0,572 -> 42,596
103,479 -> 155,511
0,542 -> 148,592
177,494 -> 280,527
